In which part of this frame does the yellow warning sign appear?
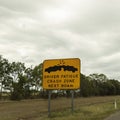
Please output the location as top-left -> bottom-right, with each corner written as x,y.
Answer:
43,58 -> 80,90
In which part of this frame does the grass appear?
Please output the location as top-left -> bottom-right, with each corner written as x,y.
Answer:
0,96 -> 120,120
44,100 -> 119,120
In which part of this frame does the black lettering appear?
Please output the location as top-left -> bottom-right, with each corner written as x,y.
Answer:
44,75 -> 59,79
48,84 -> 59,88
61,74 -> 79,79
61,84 -> 74,88
64,79 -> 74,83
47,79 -> 61,83
70,84 -> 73,87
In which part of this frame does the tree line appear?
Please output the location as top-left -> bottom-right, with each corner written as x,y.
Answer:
80,73 -> 120,97
0,55 -> 120,100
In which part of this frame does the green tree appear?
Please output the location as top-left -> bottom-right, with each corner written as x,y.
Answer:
88,73 -> 109,96
89,73 -> 108,82
109,79 -> 120,95
9,62 -> 26,100
32,63 -> 42,97
80,74 -> 92,97
24,67 -> 34,98
0,56 -> 10,99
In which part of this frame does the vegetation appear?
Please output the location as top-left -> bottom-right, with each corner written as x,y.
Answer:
0,55 -> 120,100
0,96 -> 120,120
1,55 -> 120,119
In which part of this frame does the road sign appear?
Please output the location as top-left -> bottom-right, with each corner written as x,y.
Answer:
43,58 -> 80,90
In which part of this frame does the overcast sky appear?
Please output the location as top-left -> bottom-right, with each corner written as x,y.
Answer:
0,0 -> 120,79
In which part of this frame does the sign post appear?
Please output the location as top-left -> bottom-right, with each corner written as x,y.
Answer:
43,58 -> 81,116
48,90 -> 52,117
71,90 -> 74,113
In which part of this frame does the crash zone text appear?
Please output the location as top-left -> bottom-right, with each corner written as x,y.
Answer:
47,79 -> 74,83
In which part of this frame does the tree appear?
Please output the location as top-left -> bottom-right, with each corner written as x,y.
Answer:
80,74 -> 92,97
89,73 -> 108,82
0,56 -> 10,99
9,62 -> 26,100
24,67 -> 33,98
32,63 -> 42,97
109,79 -> 120,95
87,73 -> 109,96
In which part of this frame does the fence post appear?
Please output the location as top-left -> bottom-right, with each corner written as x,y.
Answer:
114,99 -> 117,109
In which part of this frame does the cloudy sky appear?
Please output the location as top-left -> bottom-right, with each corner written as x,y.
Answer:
0,0 -> 120,79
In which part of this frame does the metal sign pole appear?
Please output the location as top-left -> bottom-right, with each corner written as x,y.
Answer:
71,90 -> 74,113
48,90 -> 51,117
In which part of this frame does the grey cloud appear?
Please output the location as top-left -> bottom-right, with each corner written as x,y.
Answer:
0,0 -> 63,14
64,1 -> 120,34
0,0 -> 37,13
0,0 -> 120,80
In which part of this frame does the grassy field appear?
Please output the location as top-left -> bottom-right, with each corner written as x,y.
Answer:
0,96 -> 120,120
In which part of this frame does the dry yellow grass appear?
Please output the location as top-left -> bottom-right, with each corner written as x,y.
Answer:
0,96 -> 120,120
